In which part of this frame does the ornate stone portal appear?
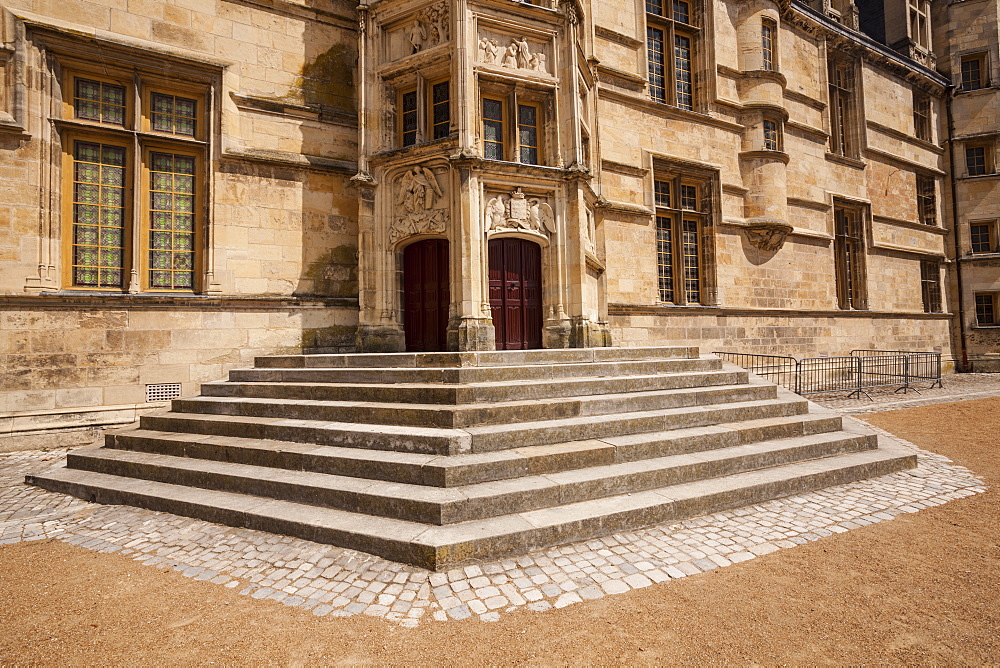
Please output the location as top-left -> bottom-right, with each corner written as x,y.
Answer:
354,0 -> 605,353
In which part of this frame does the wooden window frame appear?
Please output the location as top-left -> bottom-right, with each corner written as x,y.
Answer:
829,58 -> 858,158
428,78 -> 451,141
913,90 -> 931,142
654,174 -> 707,304
916,173 -> 937,226
646,1 -> 699,111
965,142 -> 993,176
480,91 -> 546,165
908,0 -> 931,50
58,62 -> 208,293
970,221 -> 997,254
833,202 -> 868,310
141,143 -> 205,292
920,260 -> 942,313
762,117 -> 782,151
399,87 -> 419,147
516,102 -> 541,165
960,53 -> 988,92
975,293 -> 997,326
761,18 -> 777,72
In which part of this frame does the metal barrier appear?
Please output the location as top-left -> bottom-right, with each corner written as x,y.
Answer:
713,350 -> 943,400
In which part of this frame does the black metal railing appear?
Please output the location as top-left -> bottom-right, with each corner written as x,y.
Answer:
713,350 -> 943,400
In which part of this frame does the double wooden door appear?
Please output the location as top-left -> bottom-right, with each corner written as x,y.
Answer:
489,238 -> 542,350
403,239 -> 449,352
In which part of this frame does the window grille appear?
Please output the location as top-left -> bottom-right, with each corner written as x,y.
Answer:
146,383 -> 182,402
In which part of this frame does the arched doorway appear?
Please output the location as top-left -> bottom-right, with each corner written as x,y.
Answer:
403,239 -> 449,352
488,238 -> 542,350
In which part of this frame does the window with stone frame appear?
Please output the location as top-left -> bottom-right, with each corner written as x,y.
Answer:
653,169 -> 712,305
916,173 -> 936,225
398,78 -> 451,148
975,293 -> 997,325
761,18 -> 777,72
828,57 -> 859,158
970,221 -> 997,254
920,260 -> 942,313
912,90 -> 931,141
646,0 -> 699,111
965,142 -> 994,176
833,202 -> 867,310
480,89 -> 546,165
908,0 -> 931,50
60,64 -> 206,293
762,117 -> 783,151
960,53 -> 988,91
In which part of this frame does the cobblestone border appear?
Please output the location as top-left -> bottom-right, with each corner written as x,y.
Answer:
0,432 -> 986,627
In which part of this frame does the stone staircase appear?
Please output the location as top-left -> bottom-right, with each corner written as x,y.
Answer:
27,347 -> 916,570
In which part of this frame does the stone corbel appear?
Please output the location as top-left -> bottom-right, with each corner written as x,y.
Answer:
744,222 -> 793,251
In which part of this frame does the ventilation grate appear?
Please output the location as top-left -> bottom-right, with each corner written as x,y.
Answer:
146,383 -> 182,403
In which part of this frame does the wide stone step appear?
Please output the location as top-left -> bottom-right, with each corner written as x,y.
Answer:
170,382 -> 777,429
139,396 -> 809,456
228,356 -> 722,385
253,346 -> 701,369
199,368 -> 748,405
107,412 -> 844,487
68,431 -> 875,525
27,439 -> 916,570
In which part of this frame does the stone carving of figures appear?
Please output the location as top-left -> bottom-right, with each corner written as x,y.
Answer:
433,5 -> 449,42
397,166 -> 443,213
406,20 -> 427,53
502,40 -> 519,68
485,196 -> 507,231
515,36 -> 531,69
479,37 -> 500,64
530,52 -> 547,73
528,199 -> 556,234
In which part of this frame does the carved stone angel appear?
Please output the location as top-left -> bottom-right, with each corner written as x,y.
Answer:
485,195 -> 507,231
528,199 -> 556,234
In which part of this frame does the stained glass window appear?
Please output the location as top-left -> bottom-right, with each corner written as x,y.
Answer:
148,152 -> 196,290
151,92 -> 197,137
74,78 -> 126,126
72,142 -> 126,288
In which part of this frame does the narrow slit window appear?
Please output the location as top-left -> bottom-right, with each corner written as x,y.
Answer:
674,34 -> 693,111
913,92 -> 931,141
401,90 -> 418,147
682,218 -> 701,303
517,104 -> 539,165
483,98 -> 504,160
917,174 -> 936,225
920,261 -> 941,313
761,19 -> 776,71
656,215 -> 675,303
763,119 -> 779,151
647,27 -> 667,104
431,81 -> 450,140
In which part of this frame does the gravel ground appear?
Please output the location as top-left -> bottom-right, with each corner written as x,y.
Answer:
0,396 -> 997,664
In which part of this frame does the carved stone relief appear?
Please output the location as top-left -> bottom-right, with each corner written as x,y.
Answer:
387,1 -> 450,60
477,33 -> 549,75
390,165 -> 449,244
744,222 -> 793,251
485,188 -> 556,237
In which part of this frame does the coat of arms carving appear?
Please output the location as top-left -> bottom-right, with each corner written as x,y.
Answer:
484,188 -> 556,237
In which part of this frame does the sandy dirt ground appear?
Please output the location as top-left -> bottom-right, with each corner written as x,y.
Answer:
1,398 -> 998,666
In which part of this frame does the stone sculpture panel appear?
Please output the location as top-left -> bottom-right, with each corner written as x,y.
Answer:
484,188 -> 556,238
477,31 -> 550,75
390,165 -> 450,244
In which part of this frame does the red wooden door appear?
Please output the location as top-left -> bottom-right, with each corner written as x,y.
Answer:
403,239 -> 449,352
489,238 -> 542,350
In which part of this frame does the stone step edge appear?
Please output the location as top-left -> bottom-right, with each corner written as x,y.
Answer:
252,346 -> 703,369
230,357 -> 723,384
69,430 -> 877,525
198,368 -> 749,405
109,411 -> 845,488
26,439 -> 916,571
170,381 -> 777,429
139,396 -> 810,456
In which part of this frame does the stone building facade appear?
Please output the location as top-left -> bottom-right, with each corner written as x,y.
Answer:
934,0 -> 1000,371
0,0 -> 966,446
